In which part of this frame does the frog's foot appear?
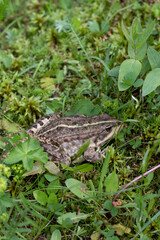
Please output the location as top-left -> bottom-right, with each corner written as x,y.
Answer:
83,147 -> 102,163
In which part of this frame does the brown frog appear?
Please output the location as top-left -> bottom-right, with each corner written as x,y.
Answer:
28,113 -> 123,165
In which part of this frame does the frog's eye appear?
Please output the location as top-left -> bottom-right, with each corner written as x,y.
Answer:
106,125 -> 112,130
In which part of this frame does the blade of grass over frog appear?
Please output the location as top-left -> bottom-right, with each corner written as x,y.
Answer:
60,163 -> 73,171
98,149 -> 111,195
73,164 -> 93,173
90,56 -> 110,72
18,64 -> 38,77
33,59 -> 43,78
72,139 -> 90,160
112,164 -> 160,202
132,211 -> 160,240
124,119 -> 139,123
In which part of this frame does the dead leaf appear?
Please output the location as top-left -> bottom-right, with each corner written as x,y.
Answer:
91,231 -> 101,240
112,223 -> 131,236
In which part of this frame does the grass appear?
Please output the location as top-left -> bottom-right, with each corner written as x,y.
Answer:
0,0 -> 160,239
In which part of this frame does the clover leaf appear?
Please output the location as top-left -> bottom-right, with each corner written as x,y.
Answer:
4,138 -> 48,171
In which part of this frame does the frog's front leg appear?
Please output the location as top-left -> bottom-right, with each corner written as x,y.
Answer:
83,147 -> 102,163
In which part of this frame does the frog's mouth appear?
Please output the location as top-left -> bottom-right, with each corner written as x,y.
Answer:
97,123 -> 124,146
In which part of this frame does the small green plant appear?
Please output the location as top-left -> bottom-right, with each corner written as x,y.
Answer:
3,131 -> 48,170
118,18 -> 160,96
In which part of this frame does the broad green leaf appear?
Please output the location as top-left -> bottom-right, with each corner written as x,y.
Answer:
60,163 -> 73,171
57,212 -> 88,225
111,206 -> 118,217
147,198 -> 155,214
23,162 -> 44,176
133,78 -> 143,88
104,170 -> 118,193
101,20 -> 110,33
51,229 -> 61,240
4,138 -> 48,170
135,21 -> 155,49
33,190 -> 48,206
72,140 -> 90,160
56,70 -> 64,84
144,172 -> 154,186
104,200 -> 113,210
88,21 -> 100,33
0,193 -> 13,208
108,66 -> 120,77
73,163 -> 93,173
44,173 -> 58,182
47,177 -> 60,194
91,232 -> 101,240
140,57 -> 150,77
65,178 -> 91,202
45,161 -> 60,176
4,146 -> 26,164
0,119 -> 19,132
45,98 -> 62,114
142,68 -> 160,96
147,47 -> 160,69
128,42 -> 147,61
121,21 -> 134,48
112,223 -> 131,236
131,18 -> 142,40
28,148 -> 48,163
118,59 -> 141,91
48,193 -> 58,206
